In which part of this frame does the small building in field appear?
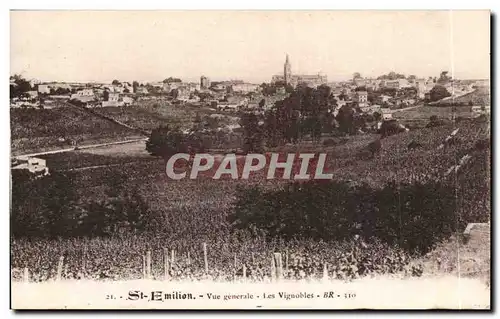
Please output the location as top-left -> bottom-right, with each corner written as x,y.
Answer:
11,157 -> 50,177
381,108 -> 393,120
38,85 -> 51,94
231,83 -> 260,94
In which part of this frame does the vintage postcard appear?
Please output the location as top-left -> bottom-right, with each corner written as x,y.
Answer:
10,10 -> 491,310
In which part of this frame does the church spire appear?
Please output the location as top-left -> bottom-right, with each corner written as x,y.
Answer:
284,54 -> 291,85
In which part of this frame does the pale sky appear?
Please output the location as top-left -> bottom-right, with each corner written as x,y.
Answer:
10,10 -> 490,84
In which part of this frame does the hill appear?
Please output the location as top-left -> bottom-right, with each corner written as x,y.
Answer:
433,86 -> 490,106
93,101 -> 238,132
10,106 -> 144,155
37,118 -> 490,229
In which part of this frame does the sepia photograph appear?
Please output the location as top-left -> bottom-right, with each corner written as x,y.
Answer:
9,10 -> 491,310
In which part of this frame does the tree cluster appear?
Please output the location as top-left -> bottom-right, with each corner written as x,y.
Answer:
163,77 -> 182,83
428,85 -> 451,102
260,84 -> 339,145
377,72 -> 407,80
11,171 -> 160,238
10,74 -> 33,99
229,180 -> 461,254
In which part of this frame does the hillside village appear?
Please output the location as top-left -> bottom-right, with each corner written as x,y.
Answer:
10,56 -> 490,119
9,54 -> 491,181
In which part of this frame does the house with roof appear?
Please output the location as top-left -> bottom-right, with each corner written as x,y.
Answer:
354,91 -> 368,107
12,157 -> 49,177
38,85 -> 50,94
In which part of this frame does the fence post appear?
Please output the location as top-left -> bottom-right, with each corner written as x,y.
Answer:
82,246 -> 87,279
187,252 -> 191,265
323,263 -> 328,281
171,249 -> 175,267
146,251 -> 152,279
271,255 -> 276,282
23,267 -> 29,283
163,248 -> 169,281
142,254 -> 146,279
203,243 -> 208,274
242,264 -> 247,282
56,256 -> 64,281
274,253 -> 283,280
285,250 -> 289,272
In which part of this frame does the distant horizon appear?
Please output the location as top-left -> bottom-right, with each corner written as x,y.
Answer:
10,72 -> 491,86
11,11 -> 490,84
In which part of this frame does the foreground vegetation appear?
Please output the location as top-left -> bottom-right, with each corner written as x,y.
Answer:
11,115 -> 490,282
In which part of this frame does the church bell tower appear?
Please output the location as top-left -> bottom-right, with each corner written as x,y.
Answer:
284,54 -> 292,85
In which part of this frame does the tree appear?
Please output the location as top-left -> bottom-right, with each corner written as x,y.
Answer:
377,72 -> 406,80
373,111 -> 382,122
112,79 -> 120,85
54,87 -> 70,95
146,125 -> 206,161
163,77 -> 182,83
171,89 -> 179,99
9,74 -> 32,99
367,139 -> 382,158
199,92 -> 214,102
336,105 -> 356,135
437,71 -> 451,84
146,125 -> 188,159
380,120 -> 405,138
353,72 -> 362,80
240,112 -> 264,153
11,171 -> 78,238
428,85 -> 451,102
258,98 -> 266,109
261,83 -> 277,96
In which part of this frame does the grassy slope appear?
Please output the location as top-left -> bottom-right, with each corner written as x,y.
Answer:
38,118 -> 490,233
93,102 -> 239,132
393,87 -> 491,128
10,106 -> 143,155
418,232 -> 491,288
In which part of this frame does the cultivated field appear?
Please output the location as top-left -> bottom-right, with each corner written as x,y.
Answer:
11,116 -> 491,283
93,102 -> 238,132
10,106 -> 143,155
393,87 -> 490,128
435,86 -> 490,106
393,105 -> 475,120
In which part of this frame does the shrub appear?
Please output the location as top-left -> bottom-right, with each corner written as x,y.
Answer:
10,171 -> 160,239
229,180 -> 460,255
323,138 -> 338,147
367,139 -> 382,157
380,120 -> 405,138
407,140 -> 423,150
474,138 -> 490,151
426,115 -> 445,128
